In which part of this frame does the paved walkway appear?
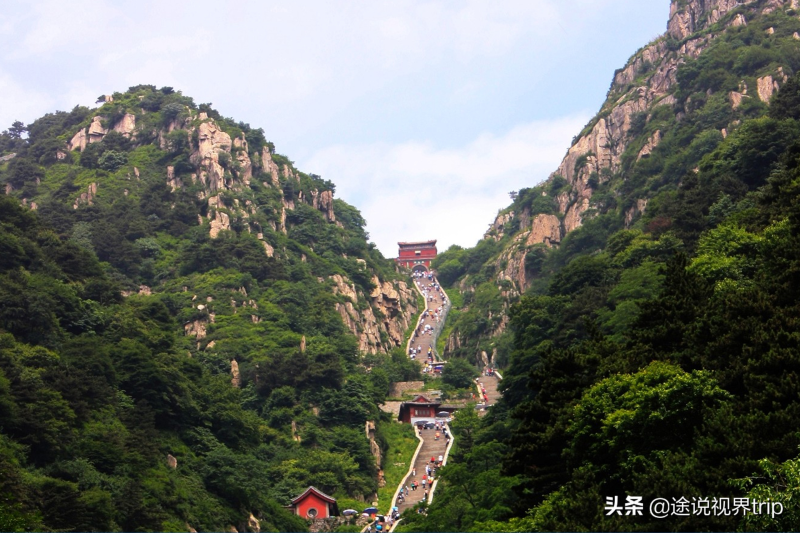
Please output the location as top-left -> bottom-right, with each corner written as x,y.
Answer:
395,425 -> 449,513
407,273 -> 448,372
475,373 -> 502,416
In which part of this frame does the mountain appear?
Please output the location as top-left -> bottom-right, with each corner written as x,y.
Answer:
0,86 -> 422,531
437,0 -> 800,366
406,0 -> 800,531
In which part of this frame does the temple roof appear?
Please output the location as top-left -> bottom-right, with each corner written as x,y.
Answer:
291,486 -> 337,504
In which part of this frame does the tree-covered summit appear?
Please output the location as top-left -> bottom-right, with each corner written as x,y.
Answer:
0,85 -> 422,532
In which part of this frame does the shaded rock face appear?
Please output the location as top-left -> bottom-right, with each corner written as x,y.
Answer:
625,198 -> 649,228
333,276 -> 417,354
167,165 -> 182,191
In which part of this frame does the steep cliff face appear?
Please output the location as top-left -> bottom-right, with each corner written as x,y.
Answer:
331,274 -> 419,354
489,0 -> 798,293
443,0 -> 800,364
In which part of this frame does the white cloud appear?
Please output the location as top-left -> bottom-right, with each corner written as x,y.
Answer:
11,0 -> 124,59
301,113 -> 590,258
0,72 -> 54,131
0,0 -> 668,255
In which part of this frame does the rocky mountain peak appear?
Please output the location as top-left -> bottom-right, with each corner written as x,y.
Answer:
479,0 -> 799,299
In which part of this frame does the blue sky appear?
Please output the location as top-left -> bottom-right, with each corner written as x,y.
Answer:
0,0 -> 670,257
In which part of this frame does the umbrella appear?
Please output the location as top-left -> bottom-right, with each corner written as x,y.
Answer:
436,411 -> 450,417
342,509 -> 358,516
363,507 -> 379,515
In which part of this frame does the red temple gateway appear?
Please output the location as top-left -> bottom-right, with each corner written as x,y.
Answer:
396,240 -> 437,271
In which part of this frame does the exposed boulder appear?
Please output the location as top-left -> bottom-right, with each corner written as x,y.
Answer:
167,454 -> 177,469
729,91 -> 749,109
757,75 -> 779,103
112,113 -> 136,137
208,195 -> 231,238
73,182 -> 98,209
87,116 -> 107,144
231,360 -> 240,388
184,319 -> 208,339
248,513 -> 260,533
68,129 -> 87,151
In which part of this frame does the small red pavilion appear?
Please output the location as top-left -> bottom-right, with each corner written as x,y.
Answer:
289,486 -> 339,519
396,240 -> 437,271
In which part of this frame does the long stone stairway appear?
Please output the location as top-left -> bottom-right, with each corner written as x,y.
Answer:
395,426 -> 449,513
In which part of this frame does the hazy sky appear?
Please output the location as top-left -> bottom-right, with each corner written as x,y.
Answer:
0,0 -> 670,257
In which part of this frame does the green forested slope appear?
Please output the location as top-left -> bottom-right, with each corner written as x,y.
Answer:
0,86 -> 420,532
406,1 -> 800,531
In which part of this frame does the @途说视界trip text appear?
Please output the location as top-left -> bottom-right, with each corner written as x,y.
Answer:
604,496 -> 783,519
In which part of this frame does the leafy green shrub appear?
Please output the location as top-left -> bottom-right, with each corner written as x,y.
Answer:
97,150 -> 127,171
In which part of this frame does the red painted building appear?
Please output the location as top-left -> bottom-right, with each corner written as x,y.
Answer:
396,240 -> 437,271
398,395 -> 441,424
289,486 -> 339,519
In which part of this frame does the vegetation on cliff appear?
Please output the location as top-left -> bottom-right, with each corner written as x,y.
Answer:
418,1 -> 800,530
0,86 -> 421,532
